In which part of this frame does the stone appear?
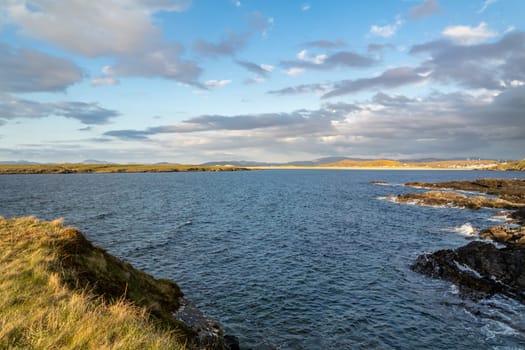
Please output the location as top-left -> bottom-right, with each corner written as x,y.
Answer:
224,335 -> 240,350
173,298 -> 225,350
411,241 -> 525,302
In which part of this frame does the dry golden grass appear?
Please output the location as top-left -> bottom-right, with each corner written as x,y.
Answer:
321,159 -> 403,168
0,216 -> 188,350
320,159 -> 501,169
490,160 -> 525,171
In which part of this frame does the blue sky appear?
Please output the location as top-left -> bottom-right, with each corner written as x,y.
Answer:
0,0 -> 524,163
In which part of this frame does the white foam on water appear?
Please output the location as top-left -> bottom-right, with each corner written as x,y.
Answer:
444,222 -> 477,236
376,196 -> 397,203
481,320 -> 520,340
453,260 -> 483,278
488,213 -> 512,223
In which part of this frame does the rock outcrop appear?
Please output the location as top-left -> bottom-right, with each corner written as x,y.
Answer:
390,191 -> 523,210
411,241 -> 525,302
377,178 -> 525,303
405,178 -> 525,204
480,225 -> 525,244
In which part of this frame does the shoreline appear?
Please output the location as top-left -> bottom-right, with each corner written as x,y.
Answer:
0,216 -> 230,349
248,166 -> 476,171
379,178 -> 525,302
0,164 -> 249,175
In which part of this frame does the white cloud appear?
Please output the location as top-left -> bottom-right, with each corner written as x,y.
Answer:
91,77 -> 119,87
102,66 -> 115,75
297,50 -> 308,60
1,0 -> 190,57
370,18 -> 404,38
260,64 -> 274,72
442,22 -> 497,45
313,54 -> 327,64
478,0 -> 497,13
91,65 -> 119,86
204,79 -> 232,88
110,46 -> 202,84
302,3 -> 311,11
296,50 -> 327,64
286,68 -> 304,76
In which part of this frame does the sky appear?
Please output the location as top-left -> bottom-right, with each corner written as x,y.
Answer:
0,0 -> 524,163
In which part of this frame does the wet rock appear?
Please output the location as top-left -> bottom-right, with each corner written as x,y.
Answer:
405,179 -> 525,204
393,191 -> 522,210
411,241 -> 525,302
174,297 -> 224,350
511,207 -> 525,224
224,335 -> 240,350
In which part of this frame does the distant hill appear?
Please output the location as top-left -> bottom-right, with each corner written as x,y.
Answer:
200,157 -> 366,167
200,160 -> 273,166
81,159 -> 114,164
0,160 -> 40,164
320,158 -> 500,169
322,159 -> 403,167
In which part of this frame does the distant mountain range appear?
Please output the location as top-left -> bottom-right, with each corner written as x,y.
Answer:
0,160 -> 113,165
199,156 -> 499,167
0,157 -> 505,167
0,160 -> 40,164
200,157 -> 367,167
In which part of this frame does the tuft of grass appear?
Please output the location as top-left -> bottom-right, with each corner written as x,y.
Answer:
0,216 -> 192,349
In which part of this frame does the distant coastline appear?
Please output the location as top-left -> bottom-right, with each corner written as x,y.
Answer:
249,159 -> 524,171
0,164 -> 249,175
0,159 -> 523,174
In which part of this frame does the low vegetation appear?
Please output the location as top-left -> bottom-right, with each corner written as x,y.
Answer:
321,159 -> 500,169
489,160 -> 525,171
0,216 -> 192,349
0,163 -> 248,174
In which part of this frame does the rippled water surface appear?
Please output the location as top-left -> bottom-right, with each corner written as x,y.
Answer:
2,170 -> 525,349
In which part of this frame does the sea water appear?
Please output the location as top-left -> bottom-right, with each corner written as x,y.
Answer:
1,170 -> 525,349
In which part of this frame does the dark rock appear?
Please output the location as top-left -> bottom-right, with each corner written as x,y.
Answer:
173,298 -> 224,350
511,207 -> 525,224
405,178 -> 525,204
224,335 -> 240,350
411,241 -> 525,302
393,191 -> 522,210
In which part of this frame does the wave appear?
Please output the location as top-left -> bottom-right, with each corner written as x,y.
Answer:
370,181 -> 405,187
487,213 -> 511,223
444,222 -> 477,236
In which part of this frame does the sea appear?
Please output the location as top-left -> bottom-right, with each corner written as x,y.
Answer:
1,169 -> 525,349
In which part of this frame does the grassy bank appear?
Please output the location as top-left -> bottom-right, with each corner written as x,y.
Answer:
489,160 -> 525,171
0,216 -> 193,349
0,163 -> 248,174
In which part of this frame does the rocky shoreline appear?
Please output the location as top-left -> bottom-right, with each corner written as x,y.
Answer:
379,178 -> 525,302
